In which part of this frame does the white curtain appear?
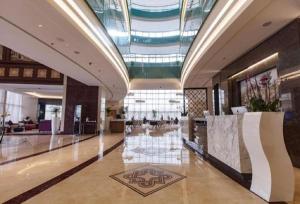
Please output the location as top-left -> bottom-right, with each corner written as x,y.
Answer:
0,89 -> 5,115
4,91 -> 23,122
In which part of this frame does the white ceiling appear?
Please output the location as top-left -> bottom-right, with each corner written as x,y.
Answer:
0,83 -> 63,98
131,18 -> 179,32
183,0 -> 300,88
0,0 -> 129,100
130,44 -> 179,55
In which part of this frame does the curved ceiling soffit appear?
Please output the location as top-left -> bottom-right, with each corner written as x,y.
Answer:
180,0 -> 253,87
0,15 -> 115,100
50,0 -> 130,99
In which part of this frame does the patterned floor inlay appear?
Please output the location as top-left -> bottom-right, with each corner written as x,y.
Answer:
110,165 -> 186,196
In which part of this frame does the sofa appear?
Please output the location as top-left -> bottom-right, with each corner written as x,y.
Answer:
39,120 -> 51,132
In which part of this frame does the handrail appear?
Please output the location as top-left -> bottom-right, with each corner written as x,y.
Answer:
131,2 -> 179,9
123,54 -> 184,63
131,30 -> 197,38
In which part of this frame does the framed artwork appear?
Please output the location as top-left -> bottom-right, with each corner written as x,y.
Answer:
37,69 -> 47,78
23,68 -> 34,77
51,70 -> 61,78
9,68 -> 19,77
240,68 -> 278,105
0,67 -> 5,76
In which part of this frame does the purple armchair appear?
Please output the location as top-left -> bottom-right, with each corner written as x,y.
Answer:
39,120 -> 51,132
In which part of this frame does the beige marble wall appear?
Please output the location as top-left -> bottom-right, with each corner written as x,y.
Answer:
207,115 -> 251,173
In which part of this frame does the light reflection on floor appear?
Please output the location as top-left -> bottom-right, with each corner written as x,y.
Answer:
0,134 -> 94,163
122,127 -> 190,165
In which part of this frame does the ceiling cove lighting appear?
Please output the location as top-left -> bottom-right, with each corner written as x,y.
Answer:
52,0 -> 129,87
25,92 -> 63,99
228,53 -> 278,79
280,70 -> 300,81
181,0 -> 253,86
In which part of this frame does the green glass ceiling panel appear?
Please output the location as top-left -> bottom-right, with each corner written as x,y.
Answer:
128,66 -> 181,78
131,35 -> 180,44
131,8 -> 180,18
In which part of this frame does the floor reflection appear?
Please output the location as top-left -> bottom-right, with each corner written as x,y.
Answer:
123,127 -> 189,165
0,134 -> 95,163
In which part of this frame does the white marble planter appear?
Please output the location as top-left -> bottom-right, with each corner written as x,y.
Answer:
242,112 -> 294,202
51,116 -> 60,135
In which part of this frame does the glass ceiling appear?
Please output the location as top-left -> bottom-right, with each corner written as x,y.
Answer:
86,0 -> 216,79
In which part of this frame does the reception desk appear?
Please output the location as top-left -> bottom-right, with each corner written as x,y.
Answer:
110,119 -> 125,133
207,115 -> 251,174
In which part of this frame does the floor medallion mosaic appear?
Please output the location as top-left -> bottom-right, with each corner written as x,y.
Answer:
110,165 -> 186,196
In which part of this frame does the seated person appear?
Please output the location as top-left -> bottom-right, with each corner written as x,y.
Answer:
174,117 -> 179,125
143,116 -> 147,124
7,120 -> 13,126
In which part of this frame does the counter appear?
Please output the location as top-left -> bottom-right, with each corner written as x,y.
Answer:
110,119 -> 125,133
179,116 -> 193,141
180,117 -> 207,156
207,115 -> 251,174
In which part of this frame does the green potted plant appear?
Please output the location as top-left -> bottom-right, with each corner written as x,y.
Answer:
245,71 -> 280,112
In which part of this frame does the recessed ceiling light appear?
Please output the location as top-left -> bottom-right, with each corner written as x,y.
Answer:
74,51 -> 80,54
262,21 -> 272,27
38,24 -> 43,28
56,37 -> 65,42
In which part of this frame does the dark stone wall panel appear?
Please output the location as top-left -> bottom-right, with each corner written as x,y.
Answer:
63,77 -> 99,134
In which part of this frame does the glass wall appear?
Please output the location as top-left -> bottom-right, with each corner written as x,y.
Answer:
180,0 -> 216,57
86,0 -> 130,55
124,90 -> 183,120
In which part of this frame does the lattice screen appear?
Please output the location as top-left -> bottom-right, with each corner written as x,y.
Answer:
184,88 -> 207,118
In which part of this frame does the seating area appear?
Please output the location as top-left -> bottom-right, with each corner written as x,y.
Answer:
4,119 -> 39,134
126,118 -> 179,132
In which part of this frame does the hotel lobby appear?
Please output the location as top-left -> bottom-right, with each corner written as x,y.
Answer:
0,0 -> 300,203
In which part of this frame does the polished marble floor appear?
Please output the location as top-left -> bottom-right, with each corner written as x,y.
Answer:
0,128 -> 299,203
0,134 -> 96,164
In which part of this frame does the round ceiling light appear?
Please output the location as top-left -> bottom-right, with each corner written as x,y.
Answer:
56,37 -> 65,42
262,21 -> 272,27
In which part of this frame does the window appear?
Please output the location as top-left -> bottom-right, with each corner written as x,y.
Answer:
124,90 -> 183,120
212,89 -> 225,115
0,90 -> 23,122
45,104 -> 62,120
